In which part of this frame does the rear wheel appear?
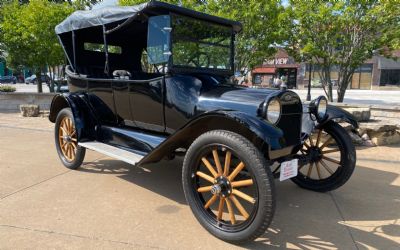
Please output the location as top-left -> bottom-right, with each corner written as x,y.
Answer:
291,121 -> 356,192
182,130 -> 275,243
55,108 -> 85,169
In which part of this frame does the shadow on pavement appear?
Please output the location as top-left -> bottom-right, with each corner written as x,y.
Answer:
79,156 -> 400,249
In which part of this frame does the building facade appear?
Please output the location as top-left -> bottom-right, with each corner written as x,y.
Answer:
251,49 -> 400,89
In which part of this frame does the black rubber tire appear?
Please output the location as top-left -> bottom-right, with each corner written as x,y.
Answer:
182,130 -> 275,244
54,108 -> 86,169
291,121 -> 356,192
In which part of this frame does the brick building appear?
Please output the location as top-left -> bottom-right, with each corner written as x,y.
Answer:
251,49 -> 400,89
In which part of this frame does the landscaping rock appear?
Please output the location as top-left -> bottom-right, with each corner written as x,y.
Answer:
370,130 -> 400,146
361,133 -> 370,141
19,104 -> 40,117
363,140 -> 376,147
343,107 -> 371,122
348,131 -> 364,145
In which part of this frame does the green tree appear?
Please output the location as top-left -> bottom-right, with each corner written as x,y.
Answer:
1,0 -> 74,92
120,0 -> 284,75
283,0 -> 400,102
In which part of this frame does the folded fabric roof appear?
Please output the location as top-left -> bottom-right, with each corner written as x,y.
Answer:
55,0 -> 242,34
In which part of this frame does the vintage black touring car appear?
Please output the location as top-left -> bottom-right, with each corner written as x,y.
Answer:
50,1 -> 358,243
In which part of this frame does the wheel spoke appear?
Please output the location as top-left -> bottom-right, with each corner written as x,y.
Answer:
232,189 -> 255,204
308,136 -> 314,147
196,171 -> 215,183
322,148 -> 340,154
320,136 -> 333,150
201,157 -> 218,178
231,179 -> 253,188
204,194 -> 218,209
316,129 -> 322,147
225,198 -> 236,225
70,130 -> 76,137
197,186 -> 213,193
303,142 -> 311,149
60,126 -> 68,136
68,118 -> 73,134
307,162 -> 314,178
230,195 -> 249,219
223,150 -> 231,176
315,161 -> 322,179
228,162 -> 245,181
71,138 -> 77,142
217,197 -> 225,220
320,160 -> 334,175
70,142 -> 77,150
322,155 -> 341,165
212,149 -> 223,175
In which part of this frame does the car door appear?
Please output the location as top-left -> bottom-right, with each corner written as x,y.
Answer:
129,77 -> 165,132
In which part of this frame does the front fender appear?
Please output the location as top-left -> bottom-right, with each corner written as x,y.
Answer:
49,93 -> 98,141
138,110 -> 286,165
322,105 -> 359,129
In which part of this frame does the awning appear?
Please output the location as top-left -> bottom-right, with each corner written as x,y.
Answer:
252,67 -> 276,74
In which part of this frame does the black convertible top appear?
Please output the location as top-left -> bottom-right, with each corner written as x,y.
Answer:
55,0 -> 242,34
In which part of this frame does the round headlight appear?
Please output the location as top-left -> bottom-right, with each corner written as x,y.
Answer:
266,98 -> 281,124
317,97 -> 327,119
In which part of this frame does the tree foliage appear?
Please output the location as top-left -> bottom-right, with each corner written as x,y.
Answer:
283,0 -> 400,102
120,0 -> 284,74
1,0 -> 74,92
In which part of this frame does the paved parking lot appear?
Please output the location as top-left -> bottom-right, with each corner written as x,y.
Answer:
0,113 -> 399,249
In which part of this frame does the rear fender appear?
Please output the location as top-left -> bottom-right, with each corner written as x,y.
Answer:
49,93 -> 98,141
138,110 -> 285,165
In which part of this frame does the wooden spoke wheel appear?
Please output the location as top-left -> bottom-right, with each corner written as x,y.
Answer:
195,146 -> 258,228
291,121 -> 356,192
183,130 -> 275,243
58,116 -> 78,162
55,108 -> 85,169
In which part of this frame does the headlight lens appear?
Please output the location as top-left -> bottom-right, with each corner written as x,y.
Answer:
310,96 -> 328,121
317,97 -> 327,119
266,98 -> 281,124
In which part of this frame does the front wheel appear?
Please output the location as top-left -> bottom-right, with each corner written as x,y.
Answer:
182,130 -> 275,244
291,121 -> 356,192
55,108 -> 85,169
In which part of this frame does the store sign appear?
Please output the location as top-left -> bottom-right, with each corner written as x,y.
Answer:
264,57 -> 289,65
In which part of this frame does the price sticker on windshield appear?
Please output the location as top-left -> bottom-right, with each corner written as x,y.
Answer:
279,159 -> 298,181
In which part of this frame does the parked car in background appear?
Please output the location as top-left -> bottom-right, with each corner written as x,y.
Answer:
0,75 -> 17,84
25,74 -> 51,84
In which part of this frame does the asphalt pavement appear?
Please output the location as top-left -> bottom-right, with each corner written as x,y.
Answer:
0,113 -> 399,249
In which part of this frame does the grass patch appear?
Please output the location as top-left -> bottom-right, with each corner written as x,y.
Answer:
0,85 -> 17,92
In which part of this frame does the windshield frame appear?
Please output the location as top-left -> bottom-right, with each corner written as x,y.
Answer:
169,13 -> 235,76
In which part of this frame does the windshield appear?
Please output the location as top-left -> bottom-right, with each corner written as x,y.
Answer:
171,14 -> 233,71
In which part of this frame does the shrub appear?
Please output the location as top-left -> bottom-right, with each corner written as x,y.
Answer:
0,85 -> 17,92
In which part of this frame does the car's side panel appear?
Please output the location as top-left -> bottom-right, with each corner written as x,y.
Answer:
87,79 -> 117,125
164,75 -> 202,133
113,80 -> 134,125
129,77 -> 165,132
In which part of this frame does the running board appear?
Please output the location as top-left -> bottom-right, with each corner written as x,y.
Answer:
78,141 -> 144,165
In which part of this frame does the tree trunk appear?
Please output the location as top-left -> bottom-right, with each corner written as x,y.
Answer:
337,75 -> 351,102
48,67 -> 55,93
35,71 -> 43,93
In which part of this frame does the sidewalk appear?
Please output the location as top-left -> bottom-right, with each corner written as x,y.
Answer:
0,113 -> 399,249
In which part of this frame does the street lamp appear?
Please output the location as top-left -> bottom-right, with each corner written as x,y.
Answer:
306,63 -> 312,101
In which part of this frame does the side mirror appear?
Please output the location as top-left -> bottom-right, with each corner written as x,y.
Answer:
147,15 -> 171,65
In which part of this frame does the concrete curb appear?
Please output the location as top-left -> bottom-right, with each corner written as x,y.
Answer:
0,93 -> 56,112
